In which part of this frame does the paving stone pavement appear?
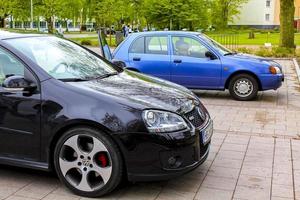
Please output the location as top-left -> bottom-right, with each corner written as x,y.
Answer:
0,59 -> 299,200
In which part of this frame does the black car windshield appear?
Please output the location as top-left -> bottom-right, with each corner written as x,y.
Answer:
200,34 -> 233,56
4,37 -> 118,81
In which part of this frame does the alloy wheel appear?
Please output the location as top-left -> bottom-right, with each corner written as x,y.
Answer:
59,134 -> 112,192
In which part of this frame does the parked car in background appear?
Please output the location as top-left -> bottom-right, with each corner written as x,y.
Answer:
0,31 -> 212,197
100,31 -> 284,101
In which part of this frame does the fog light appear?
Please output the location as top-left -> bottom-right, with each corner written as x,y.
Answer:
168,157 -> 177,166
168,156 -> 182,168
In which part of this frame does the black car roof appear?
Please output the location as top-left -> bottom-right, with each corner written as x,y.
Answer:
0,31 -> 43,40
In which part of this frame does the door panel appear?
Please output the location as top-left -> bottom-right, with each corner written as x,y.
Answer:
0,48 -> 41,159
128,36 -> 171,80
170,36 -> 222,89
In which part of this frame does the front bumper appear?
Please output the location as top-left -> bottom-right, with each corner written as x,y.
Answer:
115,118 -> 213,182
260,73 -> 284,90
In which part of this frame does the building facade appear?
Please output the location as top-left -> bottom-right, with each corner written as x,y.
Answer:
231,0 -> 300,29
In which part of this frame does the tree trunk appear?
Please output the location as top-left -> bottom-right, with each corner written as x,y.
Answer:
221,1 -> 229,29
280,0 -> 295,48
47,17 -> 54,34
0,17 -> 4,28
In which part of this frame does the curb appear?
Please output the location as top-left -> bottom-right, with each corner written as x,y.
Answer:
293,58 -> 300,84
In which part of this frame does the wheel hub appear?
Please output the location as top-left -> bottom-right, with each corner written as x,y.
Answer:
237,82 -> 250,94
82,158 -> 90,167
234,79 -> 253,97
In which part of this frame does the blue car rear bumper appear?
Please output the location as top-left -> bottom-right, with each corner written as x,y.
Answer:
260,74 -> 284,90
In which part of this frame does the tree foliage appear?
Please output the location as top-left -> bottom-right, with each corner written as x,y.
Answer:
1,0 -> 249,31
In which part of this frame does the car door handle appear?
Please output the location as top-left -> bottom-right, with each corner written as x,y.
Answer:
174,59 -> 182,63
133,57 -> 141,61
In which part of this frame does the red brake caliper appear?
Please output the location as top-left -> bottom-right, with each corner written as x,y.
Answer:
98,153 -> 108,167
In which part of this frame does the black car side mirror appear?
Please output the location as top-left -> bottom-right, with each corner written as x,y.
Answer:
205,51 -> 217,60
112,60 -> 126,68
3,75 -> 37,92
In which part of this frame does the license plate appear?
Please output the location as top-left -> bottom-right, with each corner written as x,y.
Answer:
202,121 -> 213,144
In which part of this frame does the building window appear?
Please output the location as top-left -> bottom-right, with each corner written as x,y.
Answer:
265,14 -> 270,21
266,0 -> 271,7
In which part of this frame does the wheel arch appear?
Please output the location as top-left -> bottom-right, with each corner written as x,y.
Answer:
225,70 -> 262,91
48,119 -> 127,174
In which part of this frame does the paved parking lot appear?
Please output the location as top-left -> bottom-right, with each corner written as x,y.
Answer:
0,60 -> 299,200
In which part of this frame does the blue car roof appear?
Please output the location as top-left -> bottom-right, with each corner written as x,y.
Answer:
130,31 -> 202,37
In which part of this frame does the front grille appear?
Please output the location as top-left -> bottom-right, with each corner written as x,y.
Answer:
184,107 -> 206,128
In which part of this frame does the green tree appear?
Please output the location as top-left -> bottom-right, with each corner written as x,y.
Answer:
59,0 -> 83,32
143,0 -> 208,30
280,0 -> 295,48
11,0 -> 31,24
211,0 -> 248,29
35,0 -> 63,33
0,0 -> 14,28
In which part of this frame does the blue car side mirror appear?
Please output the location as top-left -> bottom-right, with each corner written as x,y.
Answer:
205,51 -> 217,60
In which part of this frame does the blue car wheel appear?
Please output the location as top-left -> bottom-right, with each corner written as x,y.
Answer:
229,74 -> 259,101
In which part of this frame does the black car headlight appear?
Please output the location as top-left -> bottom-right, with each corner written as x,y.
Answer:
142,110 -> 189,133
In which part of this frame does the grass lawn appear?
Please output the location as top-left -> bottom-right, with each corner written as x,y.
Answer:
69,36 -> 116,46
208,32 -> 300,46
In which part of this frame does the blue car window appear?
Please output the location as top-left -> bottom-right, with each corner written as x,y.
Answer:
129,37 -> 145,53
172,36 -> 208,58
145,36 -> 168,55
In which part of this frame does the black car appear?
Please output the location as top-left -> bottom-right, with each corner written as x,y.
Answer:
0,32 -> 213,197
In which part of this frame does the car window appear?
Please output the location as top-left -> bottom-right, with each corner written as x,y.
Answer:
145,36 -> 168,55
172,36 -> 208,58
0,48 -> 25,86
129,37 -> 145,53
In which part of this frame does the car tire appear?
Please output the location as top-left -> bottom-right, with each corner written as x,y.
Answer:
229,74 -> 258,101
54,126 -> 123,197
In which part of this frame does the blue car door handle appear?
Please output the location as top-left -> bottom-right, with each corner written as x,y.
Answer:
174,59 -> 182,64
133,57 -> 141,61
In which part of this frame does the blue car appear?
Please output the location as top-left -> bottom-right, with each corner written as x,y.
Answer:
99,31 -> 284,101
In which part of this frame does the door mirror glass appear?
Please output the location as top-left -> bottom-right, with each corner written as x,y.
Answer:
205,51 -> 217,60
3,75 -> 37,91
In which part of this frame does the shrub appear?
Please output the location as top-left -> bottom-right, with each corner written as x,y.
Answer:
239,47 -> 296,58
255,47 -> 273,57
271,47 -> 295,58
236,47 -> 254,54
80,39 -> 92,46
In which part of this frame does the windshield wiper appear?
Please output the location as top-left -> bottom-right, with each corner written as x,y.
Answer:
224,51 -> 237,56
59,78 -> 88,82
87,72 -> 118,80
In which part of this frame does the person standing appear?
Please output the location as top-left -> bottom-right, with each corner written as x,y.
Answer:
122,24 -> 128,37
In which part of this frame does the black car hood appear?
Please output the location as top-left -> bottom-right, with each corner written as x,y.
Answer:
67,70 -> 198,113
